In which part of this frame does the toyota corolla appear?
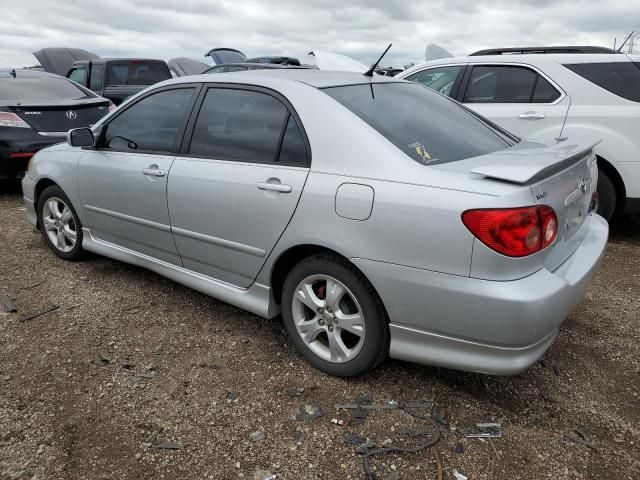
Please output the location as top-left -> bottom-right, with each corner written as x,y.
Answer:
21,70 -> 608,376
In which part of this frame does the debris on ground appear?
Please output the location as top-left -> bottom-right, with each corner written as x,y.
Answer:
226,391 -> 239,403
98,354 -> 112,365
19,304 -> 58,322
565,427 -> 596,449
286,387 -> 304,397
0,292 -> 17,313
330,418 -> 346,426
250,431 -> 265,442
296,399 -> 323,421
156,440 -> 181,450
293,430 -> 305,444
253,468 -> 276,480
431,406 -> 448,425
540,358 -> 561,376
344,434 -> 367,445
453,469 -> 468,480
459,423 -> 502,438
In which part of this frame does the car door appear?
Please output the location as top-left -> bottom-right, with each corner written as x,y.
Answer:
167,85 -> 310,287
77,85 -> 199,265
459,64 -> 570,144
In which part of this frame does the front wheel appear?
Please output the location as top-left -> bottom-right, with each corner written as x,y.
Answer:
281,254 -> 389,376
37,185 -> 84,261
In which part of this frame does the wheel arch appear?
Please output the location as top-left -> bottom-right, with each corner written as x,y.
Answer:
597,155 -> 626,213
33,178 -> 60,228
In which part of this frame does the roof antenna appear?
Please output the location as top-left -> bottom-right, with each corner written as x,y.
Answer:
617,30 -> 634,52
9,69 -> 16,78
364,43 -> 392,77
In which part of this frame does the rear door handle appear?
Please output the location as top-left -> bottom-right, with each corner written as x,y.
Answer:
257,181 -> 292,193
142,164 -> 166,177
518,111 -> 545,120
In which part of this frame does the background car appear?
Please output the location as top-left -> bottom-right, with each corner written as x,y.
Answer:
0,68 -> 112,180
203,63 -> 310,73
22,71 -> 607,377
398,46 -> 640,220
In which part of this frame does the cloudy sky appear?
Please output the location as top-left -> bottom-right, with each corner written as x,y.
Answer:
1,0 -> 638,68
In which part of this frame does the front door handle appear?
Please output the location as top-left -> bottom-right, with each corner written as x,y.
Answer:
518,111 -> 545,120
258,181 -> 292,193
142,164 -> 166,177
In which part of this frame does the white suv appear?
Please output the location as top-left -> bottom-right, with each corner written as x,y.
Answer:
398,47 -> 640,220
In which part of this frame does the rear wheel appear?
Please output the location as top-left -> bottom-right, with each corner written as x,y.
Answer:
37,185 -> 84,261
596,169 -> 616,221
281,254 -> 388,376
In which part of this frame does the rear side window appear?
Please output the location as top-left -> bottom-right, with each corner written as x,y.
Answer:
106,62 -> 171,86
0,77 -> 94,102
564,62 -> 640,102
103,88 -> 195,153
405,66 -> 463,97
188,88 -> 289,164
324,83 -> 510,165
227,66 -> 249,72
278,115 -> 308,165
464,65 -> 561,103
68,68 -> 87,85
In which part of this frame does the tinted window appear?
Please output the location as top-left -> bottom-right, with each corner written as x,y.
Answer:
324,83 -> 510,165
227,66 -> 249,72
464,65 -> 560,103
278,115 -> 308,165
205,66 -> 226,73
189,88 -> 288,163
106,62 -> 171,86
208,49 -> 247,65
405,66 -> 462,97
0,77 -> 94,102
89,64 -> 104,91
564,62 -> 640,102
103,88 -> 194,153
68,68 -> 87,85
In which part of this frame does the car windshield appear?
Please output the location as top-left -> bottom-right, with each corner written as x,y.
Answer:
0,77 -> 94,103
323,82 -> 512,165
106,62 -> 171,86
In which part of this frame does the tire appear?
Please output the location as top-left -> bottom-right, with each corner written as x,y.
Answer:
37,185 -> 84,261
281,253 -> 389,376
596,169 -> 616,221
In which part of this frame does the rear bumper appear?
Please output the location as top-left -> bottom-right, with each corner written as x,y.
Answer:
0,129 -> 65,179
353,214 -> 609,375
0,154 -> 29,179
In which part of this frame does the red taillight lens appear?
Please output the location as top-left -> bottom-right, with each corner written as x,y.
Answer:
0,112 -> 30,128
462,206 -> 558,257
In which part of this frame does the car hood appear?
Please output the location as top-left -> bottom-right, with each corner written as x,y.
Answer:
33,48 -> 99,76
168,57 -> 209,76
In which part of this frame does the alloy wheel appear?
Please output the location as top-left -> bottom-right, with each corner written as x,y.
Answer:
42,197 -> 77,253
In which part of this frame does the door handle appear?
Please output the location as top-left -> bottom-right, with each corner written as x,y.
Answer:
518,111 -> 545,120
257,182 -> 292,193
142,165 -> 166,177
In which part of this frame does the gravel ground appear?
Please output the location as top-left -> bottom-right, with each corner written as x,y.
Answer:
1,182 -> 639,480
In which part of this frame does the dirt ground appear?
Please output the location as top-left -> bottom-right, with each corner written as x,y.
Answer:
0,182 -> 638,480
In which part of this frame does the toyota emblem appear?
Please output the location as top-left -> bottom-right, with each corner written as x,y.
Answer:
66,110 -> 77,120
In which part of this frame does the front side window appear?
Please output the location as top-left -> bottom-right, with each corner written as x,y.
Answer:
405,66 -> 463,97
564,62 -> 640,102
188,88 -> 289,164
68,68 -> 87,85
102,88 -> 195,153
324,83 -> 511,165
464,65 -> 560,103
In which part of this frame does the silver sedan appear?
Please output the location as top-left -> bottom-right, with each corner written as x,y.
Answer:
22,70 -> 608,376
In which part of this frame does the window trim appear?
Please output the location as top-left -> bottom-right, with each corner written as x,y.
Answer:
403,63 -> 468,100
95,83 -> 203,156
459,62 -> 566,105
179,82 -> 311,168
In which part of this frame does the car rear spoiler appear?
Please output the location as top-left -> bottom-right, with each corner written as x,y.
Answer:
470,142 -> 599,184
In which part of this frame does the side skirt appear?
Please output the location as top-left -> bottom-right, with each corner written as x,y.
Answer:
81,228 -> 280,319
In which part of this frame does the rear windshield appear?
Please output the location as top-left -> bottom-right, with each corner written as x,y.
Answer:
106,62 -> 171,86
323,83 -> 511,165
564,62 -> 640,102
0,77 -> 94,103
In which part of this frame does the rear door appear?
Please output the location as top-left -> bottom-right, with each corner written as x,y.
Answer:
460,64 -> 570,144
78,85 -> 199,264
167,85 -> 310,287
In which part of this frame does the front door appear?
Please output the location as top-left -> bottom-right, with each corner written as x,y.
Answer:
78,86 -> 198,264
461,64 -> 571,144
167,86 -> 310,287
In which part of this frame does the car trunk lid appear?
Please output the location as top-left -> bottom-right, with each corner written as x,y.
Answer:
11,100 -> 110,133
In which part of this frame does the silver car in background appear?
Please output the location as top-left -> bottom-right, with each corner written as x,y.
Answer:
22,71 -> 608,376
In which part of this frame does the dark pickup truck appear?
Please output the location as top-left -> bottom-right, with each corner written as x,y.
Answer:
34,48 -> 172,105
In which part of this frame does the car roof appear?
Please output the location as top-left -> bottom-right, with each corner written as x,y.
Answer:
0,68 -> 62,79
164,69 -> 403,89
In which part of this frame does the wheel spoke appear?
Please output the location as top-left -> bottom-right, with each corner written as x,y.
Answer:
335,311 -> 365,337
62,225 -> 76,244
295,282 -> 325,311
56,231 -> 66,249
42,216 -> 57,231
60,206 -> 72,223
47,199 -> 61,219
325,278 -> 346,311
328,329 -> 351,362
297,319 -> 324,343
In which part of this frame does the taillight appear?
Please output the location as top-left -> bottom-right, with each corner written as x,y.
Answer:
0,112 -> 30,128
462,206 -> 558,257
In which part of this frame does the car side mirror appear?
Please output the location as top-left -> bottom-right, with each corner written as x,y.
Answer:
67,128 -> 95,148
